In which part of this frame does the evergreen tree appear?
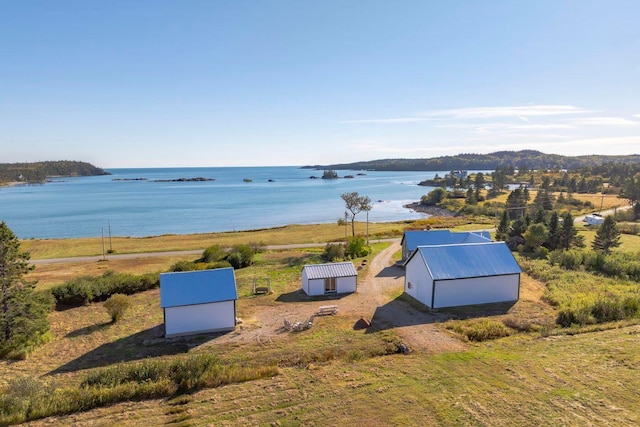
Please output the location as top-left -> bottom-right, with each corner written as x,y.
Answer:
559,212 -> 584,250
533,206 -> 546,224
495,209 -> 510,241
0,221 -> 52,358
506,187 -> 526,219
465,187 -> 477,205
546,211 -> 562,250
592,216 -> 621,254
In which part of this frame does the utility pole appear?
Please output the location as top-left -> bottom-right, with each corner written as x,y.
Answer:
344,211 -> 348,241
101,227 -> 106,261
108,221 -> 113,253
366,209 -> 369,246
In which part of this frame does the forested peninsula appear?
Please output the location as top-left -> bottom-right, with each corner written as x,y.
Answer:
0,161 -> 110,184
303,150 -> 640,171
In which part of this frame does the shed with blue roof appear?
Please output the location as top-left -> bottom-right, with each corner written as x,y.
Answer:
404,242 -> 521,308
160,267 -> 238,337
400,229 -> 492,261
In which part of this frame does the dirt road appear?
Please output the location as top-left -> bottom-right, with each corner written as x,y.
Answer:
208,242 -> 464,354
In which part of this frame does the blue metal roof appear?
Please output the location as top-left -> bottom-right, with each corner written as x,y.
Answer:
413,242 -> 521,280
402,229 -> 491,251
160,267 -> 238,308
303,262 -> 358,280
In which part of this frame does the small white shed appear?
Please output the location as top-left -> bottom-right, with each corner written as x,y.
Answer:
160,268 -> 238,338
404,242 -> 521,309
301,262 -> 358,296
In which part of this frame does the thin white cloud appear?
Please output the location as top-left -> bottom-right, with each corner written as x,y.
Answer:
341,117 -> 430,124
436,122 -> 574,130
632,114 -> 640,119
571,117 -> 640,126
343,105 -> 595,126
418,105 -> 589,119
349,143 -> 433,154
557,135 -> 640,148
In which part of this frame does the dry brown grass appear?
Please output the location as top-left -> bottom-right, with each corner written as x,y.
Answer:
25,324 -> 640,426
26,255 -> 194,290
20,222 -> 405,259
569,192 -> 628,211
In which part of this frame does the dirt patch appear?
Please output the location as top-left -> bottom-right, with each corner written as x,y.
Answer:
205,242 -> 465,354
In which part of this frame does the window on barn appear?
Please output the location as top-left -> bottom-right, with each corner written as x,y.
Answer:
324,277 -> 336,293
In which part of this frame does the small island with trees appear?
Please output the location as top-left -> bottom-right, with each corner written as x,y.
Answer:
0,161 -> 110,185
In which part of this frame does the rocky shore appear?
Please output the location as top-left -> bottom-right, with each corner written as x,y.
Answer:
404,202 -> 457,217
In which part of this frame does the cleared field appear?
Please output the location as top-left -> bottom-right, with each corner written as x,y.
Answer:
4,220 -> 640,426
24,325 -> 640,426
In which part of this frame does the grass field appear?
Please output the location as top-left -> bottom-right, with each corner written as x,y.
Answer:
20,218 -> 490,260
3,219 -> 640,425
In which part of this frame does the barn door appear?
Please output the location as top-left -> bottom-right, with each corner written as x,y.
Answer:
324,277 -> 336,293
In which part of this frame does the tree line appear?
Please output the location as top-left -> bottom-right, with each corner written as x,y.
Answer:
0,161 -> 109,184
304,150 -> 640,172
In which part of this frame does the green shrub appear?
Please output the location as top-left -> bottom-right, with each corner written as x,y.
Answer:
590,298 -> 626,323
451,319 -> 511,341
345,236 -> 370,259
226,244 -> 255,269
170,260 -> 197,272
207,261 -> 232,269
104,294 -> 131,323
322,243 -> 345,262
556,307 -> 593,327
200,244 -> 226,263
50,271 -> 160,307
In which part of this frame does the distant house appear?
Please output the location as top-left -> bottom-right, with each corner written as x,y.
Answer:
400,229 -> 492,261
301,262 -> 358,296
584,214 -> 605,226
404,242 -> 521,309
450,170 -> 468,180
160,268 -> 238,338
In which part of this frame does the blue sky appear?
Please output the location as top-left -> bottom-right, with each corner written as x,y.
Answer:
1,1 -> 639,167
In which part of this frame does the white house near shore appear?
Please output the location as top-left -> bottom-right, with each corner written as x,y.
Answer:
400,229 -> 492,261
301,262 -> 358,296
404,242 -> 521,309
160,268 -> 238,338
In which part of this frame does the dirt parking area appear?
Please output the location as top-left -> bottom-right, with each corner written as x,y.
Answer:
208,242 -> 465,353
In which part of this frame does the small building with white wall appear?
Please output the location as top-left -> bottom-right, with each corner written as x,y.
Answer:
400,229 -> 492,261
404,242 -> 521,309
301,262 -> 358,296
160,267 -> 238,338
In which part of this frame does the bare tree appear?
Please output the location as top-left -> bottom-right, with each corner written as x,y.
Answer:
340,192 -> 371,236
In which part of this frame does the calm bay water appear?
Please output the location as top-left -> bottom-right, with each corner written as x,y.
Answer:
0,167 -> 446,239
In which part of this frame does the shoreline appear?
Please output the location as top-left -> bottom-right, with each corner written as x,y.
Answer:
0,181 -> 27,188
403,202 -> 457,217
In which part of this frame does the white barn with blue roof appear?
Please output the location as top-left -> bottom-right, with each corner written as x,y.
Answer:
160,268 -> 238,338
404,242 -> 521,309
301,262 -> 358,296
400,229 -> 492,261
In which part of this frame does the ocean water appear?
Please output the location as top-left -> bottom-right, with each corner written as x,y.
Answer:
0,166 -> 448,239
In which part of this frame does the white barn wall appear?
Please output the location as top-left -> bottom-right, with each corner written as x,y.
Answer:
433,275 -> 519,308
164,300 -> 235,337
337,276 -> 357,293
303,276 -> 357,296
307,278 -> 326,296
405,254 -> 433,307
302,269 -> 310,294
